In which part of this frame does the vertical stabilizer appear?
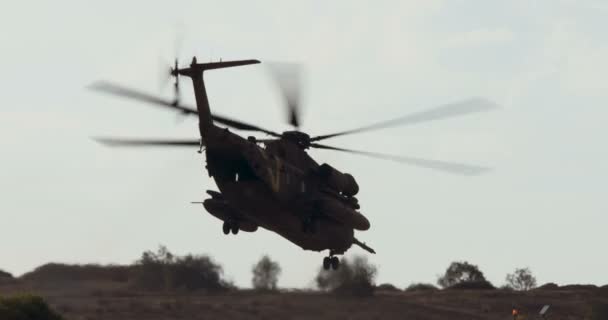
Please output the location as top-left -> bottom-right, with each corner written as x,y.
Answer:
173,57 -> 260,141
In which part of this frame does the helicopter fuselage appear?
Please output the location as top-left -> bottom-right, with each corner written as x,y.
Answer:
201,125 -> 359,254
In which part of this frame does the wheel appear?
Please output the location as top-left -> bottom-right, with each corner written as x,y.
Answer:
231,222 -> 239,235
323,257 -> 331,270
330,256 -> 340,270
222,222 -> 230,235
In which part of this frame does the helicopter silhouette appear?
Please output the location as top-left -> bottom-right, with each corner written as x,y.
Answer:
90,57 -> 495,270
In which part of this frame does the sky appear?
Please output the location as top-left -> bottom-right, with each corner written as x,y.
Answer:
1,0 -> 607,288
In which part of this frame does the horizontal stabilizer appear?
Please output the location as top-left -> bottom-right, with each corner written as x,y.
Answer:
193,59 -> 260,71
175,58 -> 261,78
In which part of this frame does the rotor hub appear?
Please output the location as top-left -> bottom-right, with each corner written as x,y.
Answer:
281,130 -> 311,149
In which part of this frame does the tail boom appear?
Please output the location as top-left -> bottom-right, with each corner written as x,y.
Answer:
174,58 -> 260,141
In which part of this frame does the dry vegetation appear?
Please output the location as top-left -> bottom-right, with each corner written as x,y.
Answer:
2,248 -> 607,320
2,282 -> 607,320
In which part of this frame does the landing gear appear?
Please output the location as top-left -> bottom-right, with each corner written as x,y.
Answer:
223,220 -> 239,235
323,257 -> 331,270
330,256 -> 340,270
231,222 -> 239,235
322,253 -> 340,271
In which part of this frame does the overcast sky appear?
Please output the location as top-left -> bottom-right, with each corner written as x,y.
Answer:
1,0 -> 607,288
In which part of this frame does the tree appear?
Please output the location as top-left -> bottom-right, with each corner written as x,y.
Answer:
505,267 -> 537,291
316,256 -> 377,296
252,255 -> 281,291
437,261 -> 487,288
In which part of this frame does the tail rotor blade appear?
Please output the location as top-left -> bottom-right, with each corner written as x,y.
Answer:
171,58 -> 181,106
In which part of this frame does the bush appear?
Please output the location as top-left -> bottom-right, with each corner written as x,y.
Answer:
505,267 -> 537,291
132,245 -> 232,292
559,284 -> 598,291
20,263 -> 132,283
0,269 -> 13,279
0,294 -> 64,320
315,256 -> 377,297
377,283 -> 401,292
405,283 -> 439,292
251,255 -> 281,291
447,280 -> 495,290
536,282 -> 559,290
0,269 -> 15,284
437,261 -> 488,289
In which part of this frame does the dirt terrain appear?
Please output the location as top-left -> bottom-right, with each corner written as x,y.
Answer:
1,279 -> 607,320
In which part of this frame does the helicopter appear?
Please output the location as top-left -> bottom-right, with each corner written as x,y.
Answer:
91,57 -> 495,270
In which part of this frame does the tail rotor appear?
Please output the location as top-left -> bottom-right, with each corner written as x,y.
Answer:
170,58 -> 181,106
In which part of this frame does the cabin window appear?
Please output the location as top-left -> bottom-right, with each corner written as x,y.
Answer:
211,155 -> 258,182
300,181 -> 306,193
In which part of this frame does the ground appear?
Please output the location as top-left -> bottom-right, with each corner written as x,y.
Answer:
1,279 -> 607,320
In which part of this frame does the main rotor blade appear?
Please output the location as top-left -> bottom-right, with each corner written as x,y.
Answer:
310,143 -> 490,175
211,114 -> 282,137
89,81 -> 281,137
94,137 -> 200,147
89,81 -> 197,115
267,62 -> 302,128
310,98 -> 497,142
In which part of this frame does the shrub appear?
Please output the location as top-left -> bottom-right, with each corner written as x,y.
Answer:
405,283 -> 439,292
536,282 -> 559,290
20,263 -> 132,283
0,269 -> 15,285
447,280 -> 495,290
0,294 -> 64,320
559,284 -> 598,291
132,245 -> 231,292
0,269 -> 13,279
505,267 -> 537,291
377,283 -> 401,292
437,261 -> 487,289
315,256 -> 377,297
251,255 -> 281,291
